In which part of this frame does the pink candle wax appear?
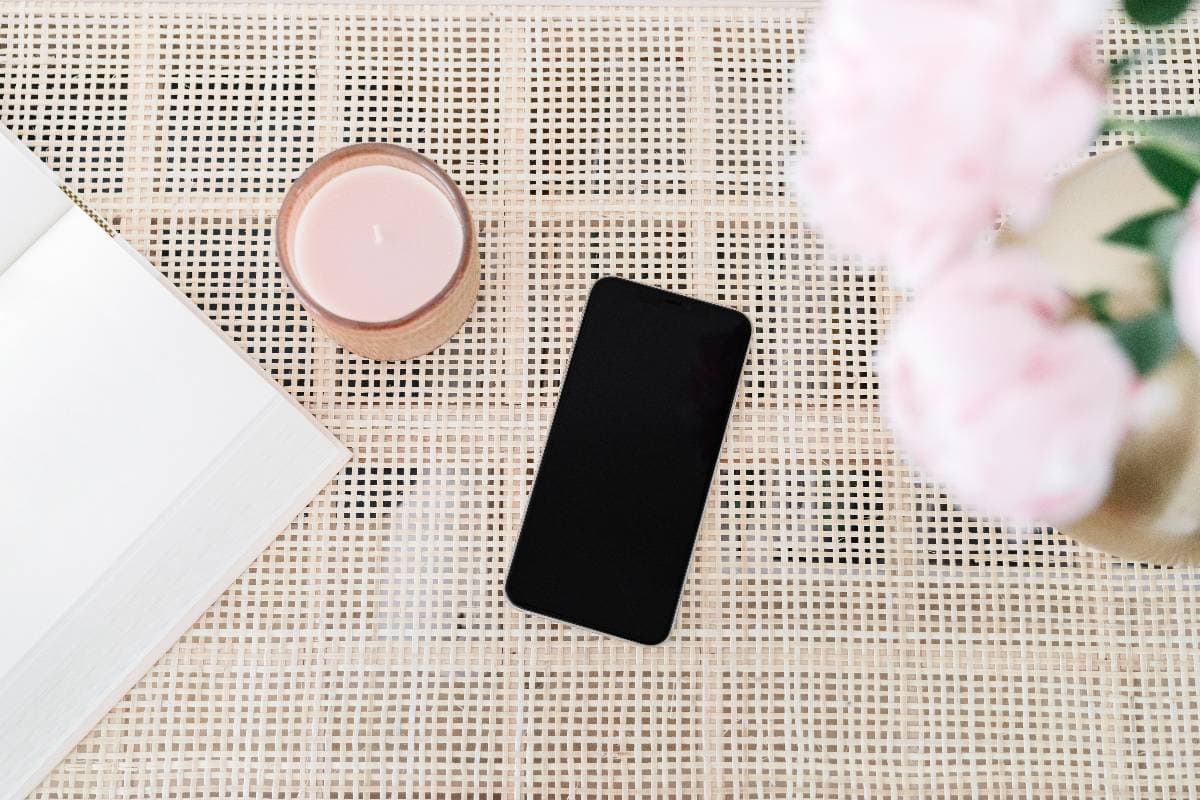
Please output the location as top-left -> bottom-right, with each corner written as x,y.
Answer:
292,164 -> 465,322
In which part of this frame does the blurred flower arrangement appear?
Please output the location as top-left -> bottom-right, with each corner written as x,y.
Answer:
792,0 -> 1200,534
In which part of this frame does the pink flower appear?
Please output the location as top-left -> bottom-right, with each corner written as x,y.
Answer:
1172,193 -> 1200,354
879,249 -> 1135,524
793,0 -> 1105,288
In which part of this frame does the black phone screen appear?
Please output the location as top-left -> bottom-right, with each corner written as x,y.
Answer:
505,277 -> 752,644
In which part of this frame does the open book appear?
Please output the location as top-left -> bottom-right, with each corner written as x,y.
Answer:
0,127 -> 348,799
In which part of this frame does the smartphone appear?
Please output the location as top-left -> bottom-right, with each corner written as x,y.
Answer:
505,277 -> 751,644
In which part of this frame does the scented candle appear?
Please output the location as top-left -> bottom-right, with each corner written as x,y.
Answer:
276,144 -> 478,361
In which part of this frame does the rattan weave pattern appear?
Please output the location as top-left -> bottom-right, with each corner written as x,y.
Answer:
3,2 -> 1200,796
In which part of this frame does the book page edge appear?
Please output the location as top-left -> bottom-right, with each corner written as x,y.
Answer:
0,124 -> 340,459
110,235 -> 349,461
10,442 -> 348,800
0,137 -> 349,796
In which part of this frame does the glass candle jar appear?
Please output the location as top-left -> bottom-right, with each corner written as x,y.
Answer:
276,143 -> 479,361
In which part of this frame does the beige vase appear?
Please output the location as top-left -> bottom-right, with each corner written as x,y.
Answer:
1002,149 -> 1200,564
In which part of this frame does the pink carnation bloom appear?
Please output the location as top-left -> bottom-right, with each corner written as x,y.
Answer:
1172,191 -> 1200,355
879,250 -> 1135,524
793,0 -> 1105,288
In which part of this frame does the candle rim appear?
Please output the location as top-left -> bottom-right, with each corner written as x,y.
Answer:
275,143 -> 474,331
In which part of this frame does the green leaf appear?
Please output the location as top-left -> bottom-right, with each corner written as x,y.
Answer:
1111,310 -> 1180,375
1134,142 -> 1200,204
1109,56 -> 1135,79
1150,210 -> 1188,283
1135,115 -> 1200,148
1084,291 -> 1115,324
1102,115 -> 1142,135
1124,0 -> 1189,26
1103,207 -> 1179,250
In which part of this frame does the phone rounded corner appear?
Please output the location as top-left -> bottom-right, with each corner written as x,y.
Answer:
502,575 -> 529,614
590,275 -> 625,296
734,309 -> 754,342
635,628 -> 674,647
630,616 -> 677,647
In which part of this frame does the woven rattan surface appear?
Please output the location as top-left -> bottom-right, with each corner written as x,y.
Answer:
5,2 -> 1200,796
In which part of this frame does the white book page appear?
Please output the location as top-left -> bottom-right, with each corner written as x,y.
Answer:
0,130 -> 71,271
0,207 -> 276,679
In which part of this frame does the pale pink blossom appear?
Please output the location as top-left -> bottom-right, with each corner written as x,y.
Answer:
1171,192 -> 1200,355
879,249 -> 1135,524
793,0 -> 1105,288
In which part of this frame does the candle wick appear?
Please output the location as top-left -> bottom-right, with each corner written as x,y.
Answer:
372,224 -> 383,245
